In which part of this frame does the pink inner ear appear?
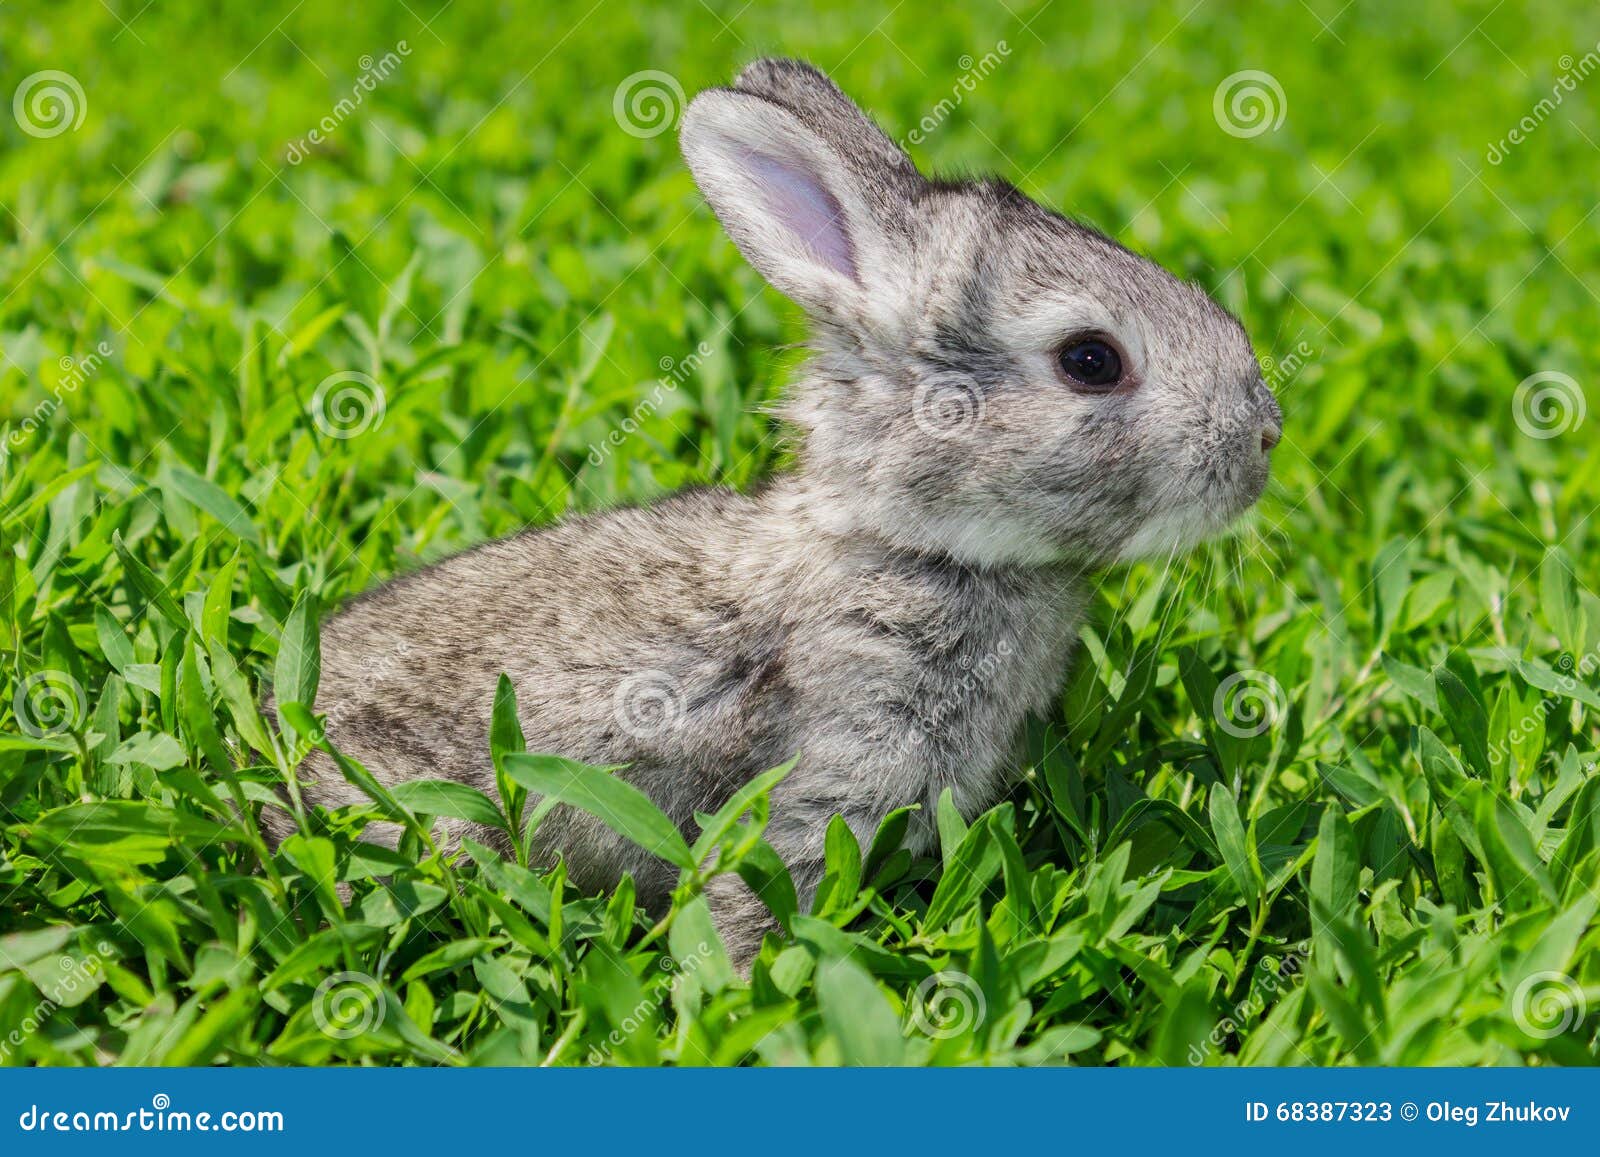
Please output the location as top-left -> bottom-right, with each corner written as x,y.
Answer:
745,148 -> 859,284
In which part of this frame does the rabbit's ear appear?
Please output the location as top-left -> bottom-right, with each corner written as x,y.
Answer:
731,59 -> 919,188
680,71 -> 918,329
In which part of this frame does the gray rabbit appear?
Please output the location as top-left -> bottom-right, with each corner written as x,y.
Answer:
273,59 -> 1282,965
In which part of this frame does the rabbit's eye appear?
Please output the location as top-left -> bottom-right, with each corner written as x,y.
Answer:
1057,338 -> 1123,389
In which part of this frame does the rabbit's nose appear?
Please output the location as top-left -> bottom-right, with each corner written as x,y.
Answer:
1257,389 -> 1283,453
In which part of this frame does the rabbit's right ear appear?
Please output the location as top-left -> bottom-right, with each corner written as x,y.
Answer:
679,79 -> 918,331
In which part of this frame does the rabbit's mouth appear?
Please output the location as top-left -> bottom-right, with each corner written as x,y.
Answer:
1115,457 -> 1271,562
1229,454 -> 1274,513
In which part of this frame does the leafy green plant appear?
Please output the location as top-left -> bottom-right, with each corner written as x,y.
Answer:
1,0 -> 1598,1066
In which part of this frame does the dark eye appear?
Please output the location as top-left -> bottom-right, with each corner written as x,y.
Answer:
1057,338 -> 1123,389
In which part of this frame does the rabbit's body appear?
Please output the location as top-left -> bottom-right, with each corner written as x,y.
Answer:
302,473 -> 1082,955
287,59 -> 1282,963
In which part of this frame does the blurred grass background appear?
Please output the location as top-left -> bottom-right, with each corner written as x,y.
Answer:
1,0 -> 1598,1065
4,0 -> 1594,563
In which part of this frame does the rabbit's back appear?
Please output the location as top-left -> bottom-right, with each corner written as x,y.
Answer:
297,489 -> 790,882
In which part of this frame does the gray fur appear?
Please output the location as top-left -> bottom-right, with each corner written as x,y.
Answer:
272,59 -> 1281,965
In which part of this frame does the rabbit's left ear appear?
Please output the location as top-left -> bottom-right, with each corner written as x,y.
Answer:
680,68 -> 919,331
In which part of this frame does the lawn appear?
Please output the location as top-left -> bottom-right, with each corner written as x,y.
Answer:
1,0 -> 1598,1066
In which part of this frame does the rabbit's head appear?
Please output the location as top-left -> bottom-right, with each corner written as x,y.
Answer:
681,59 -> 1281,568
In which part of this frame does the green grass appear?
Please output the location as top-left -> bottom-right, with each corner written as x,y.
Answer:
2,0 -> 1598,1066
